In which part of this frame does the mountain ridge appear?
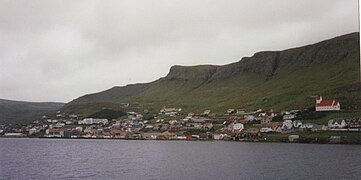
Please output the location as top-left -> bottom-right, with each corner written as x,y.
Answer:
62,32 -> 360,115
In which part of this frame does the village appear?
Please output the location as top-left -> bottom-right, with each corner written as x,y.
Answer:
1,95 -> 361,144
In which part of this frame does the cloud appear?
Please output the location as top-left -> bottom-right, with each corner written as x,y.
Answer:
0,0 -> 358,102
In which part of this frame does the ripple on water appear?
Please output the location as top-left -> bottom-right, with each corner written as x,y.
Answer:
1,139 -> 361,180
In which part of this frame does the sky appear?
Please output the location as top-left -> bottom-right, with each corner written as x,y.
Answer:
0,0 -> 359,103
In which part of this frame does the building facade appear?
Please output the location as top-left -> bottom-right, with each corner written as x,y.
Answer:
315,95 -> 340,111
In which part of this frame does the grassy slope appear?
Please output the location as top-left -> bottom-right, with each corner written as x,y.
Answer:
62,33 -> 360,117
127,46 -> 359,113
264,131 -> 361,144
0,99 -> 65,125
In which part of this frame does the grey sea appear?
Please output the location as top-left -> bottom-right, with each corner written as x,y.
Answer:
0,138 -> 361,180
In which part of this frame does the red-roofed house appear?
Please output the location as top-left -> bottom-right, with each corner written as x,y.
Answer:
315,95 -> 340,111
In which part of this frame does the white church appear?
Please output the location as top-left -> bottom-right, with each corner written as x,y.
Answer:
315,95 -> 340,112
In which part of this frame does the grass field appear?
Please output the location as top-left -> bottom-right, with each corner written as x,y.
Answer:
263,131 -> 361,144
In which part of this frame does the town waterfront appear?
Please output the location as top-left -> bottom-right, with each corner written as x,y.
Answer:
1,138 -> 361,180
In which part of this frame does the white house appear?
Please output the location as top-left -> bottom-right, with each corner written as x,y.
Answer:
282,120 -> 293,131
283,114 -> 296,120
301,123 -> 316,129
315,95 -> 340,111
29,128 -> 40,135
74,126 -> 83,132
213,134 -> 224,140
45,128 -> 64,138
328,119 -> 347,129
226,109 -> 236,114
288,135 -> 300,142
78,118 -> 108,125
228,123 -> 244,132
203,110 -> 211,115
233,123 -> 244,132
293,120 -> 303,128
244,115 -> 256,121
260,127 -> 273,133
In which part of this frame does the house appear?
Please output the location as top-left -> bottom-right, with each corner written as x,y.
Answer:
293,120 -> 303,128
282,120 -> 293,131
74,126 -> 83,132
261,115 -> 273,125
244,115 -> 256,121
78,118 -> 108,125
315,95 -> 340,111
45,128 -> 64,138
189,117 -> 210,123
244,128 -> 260,137
225,109 -> 236,115
203,110 -> 211,116
329,136 -> 342,143
185,123 -> 203,130
131,132 -> 142,139
29,128 -> 40,135
128,113 -> 143,121
236,109 -> 249,115
273,126 -> 283,133
162,131 -> 177,139
203,123 -> 213,130
160,108 -> 180,116
53,123 -> 65,128
142,132 -> 163,140
64,129 -> 73,138
170,125 -> 183,131
144,125 -> 154,130
301,123 -> 316,129
328,119 -> 347,129
260,127 -> 273,133
283,114 -> 296,120
168,120 -> 178,125
348,119 -> 361,128
228,123 -> 244,133
111,130 -> 128,138
213,134 -> 224,140
288,135 -> 300,142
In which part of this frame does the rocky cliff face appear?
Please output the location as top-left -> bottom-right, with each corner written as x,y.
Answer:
165,65 -> 218,82
168,32 -> 358,81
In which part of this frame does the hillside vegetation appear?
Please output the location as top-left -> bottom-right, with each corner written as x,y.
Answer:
0,99 -> 64,125
62,32 -> 360,116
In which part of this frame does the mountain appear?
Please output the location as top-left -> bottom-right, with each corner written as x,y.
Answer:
0,99 -> 64,125
62,32 -> 360,116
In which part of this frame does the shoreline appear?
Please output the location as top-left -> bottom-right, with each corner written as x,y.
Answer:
1,136 -> 360,145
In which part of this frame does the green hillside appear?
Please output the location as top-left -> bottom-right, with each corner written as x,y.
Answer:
62,32 -> 360,116
0,99 -> 64,125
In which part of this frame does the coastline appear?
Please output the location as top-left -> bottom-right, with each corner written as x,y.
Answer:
2,135 -> 361,145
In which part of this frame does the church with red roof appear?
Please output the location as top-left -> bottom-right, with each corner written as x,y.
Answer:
315,95 -> 340,111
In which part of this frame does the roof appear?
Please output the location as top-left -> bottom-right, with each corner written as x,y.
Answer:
49,128 -> 64,132
111,130 -> 127,134
316,100 -> 339,107
162,131 -> 176,136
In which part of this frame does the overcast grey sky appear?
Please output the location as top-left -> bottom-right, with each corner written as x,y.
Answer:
0,0 -> 359,103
